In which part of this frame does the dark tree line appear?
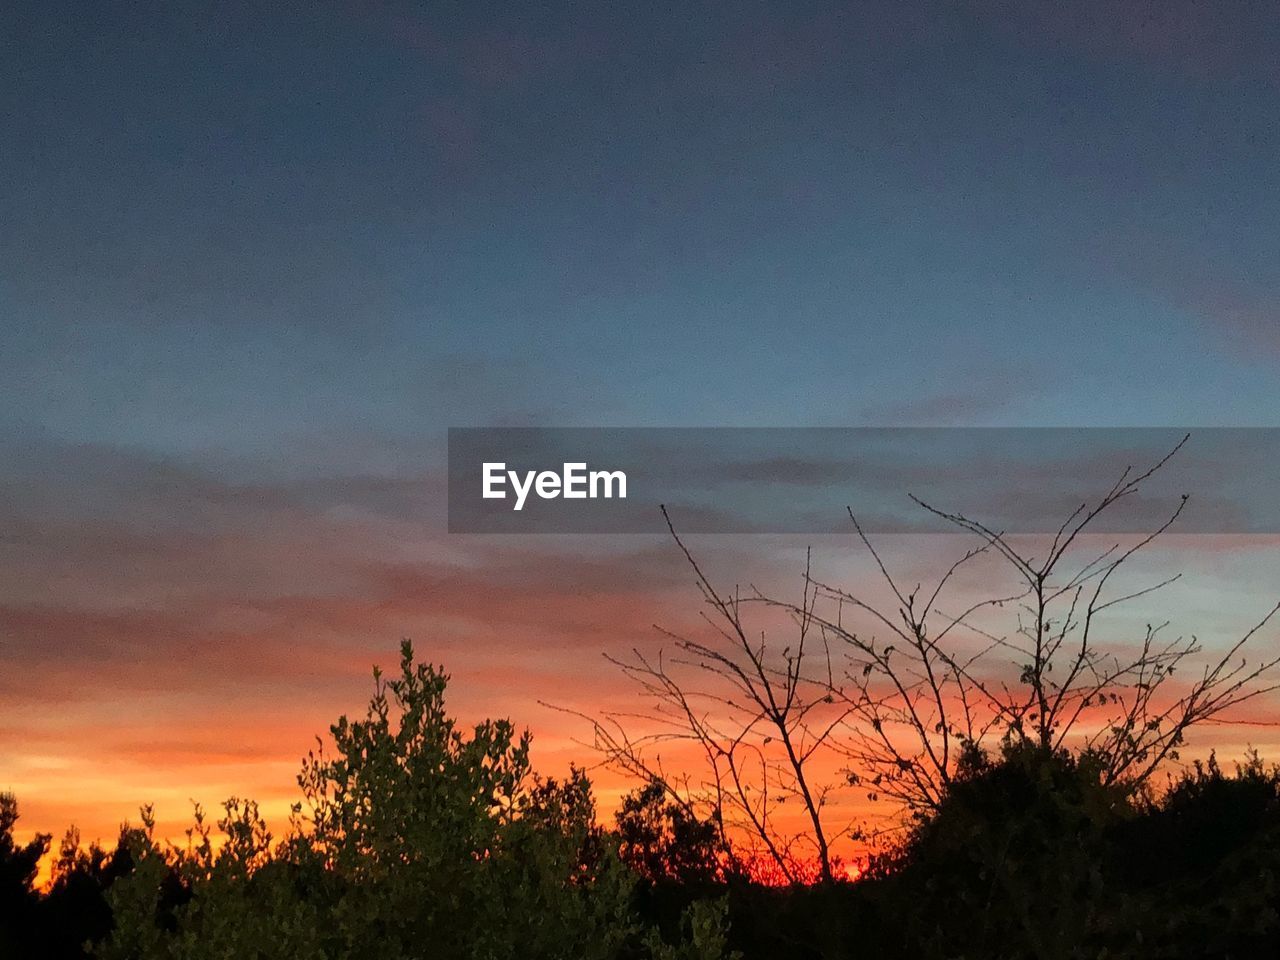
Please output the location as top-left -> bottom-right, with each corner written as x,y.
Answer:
13,718 -> 1280,959
3,644 -> 734,960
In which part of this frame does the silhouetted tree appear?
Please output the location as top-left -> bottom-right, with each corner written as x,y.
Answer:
814,437 -> 1280,811
0,792 -> 50,956
616,780 -> 724,886
866,742 -> 1133,958
38,825 -> 138,957
574,526 -> 850,884
584,437 -> 1280,883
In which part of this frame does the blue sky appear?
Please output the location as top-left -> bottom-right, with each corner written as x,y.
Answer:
5,0 -> 1280,467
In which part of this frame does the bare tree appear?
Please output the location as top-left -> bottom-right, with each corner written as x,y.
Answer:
569,515 -> 854,884
572,437 -> 1280,881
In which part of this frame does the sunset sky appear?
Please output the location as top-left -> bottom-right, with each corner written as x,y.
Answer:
4,1 -> 1280,860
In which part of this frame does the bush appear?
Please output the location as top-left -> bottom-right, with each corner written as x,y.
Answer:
95,642 -> 732,960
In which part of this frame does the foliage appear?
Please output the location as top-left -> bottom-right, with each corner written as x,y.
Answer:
9,660 -> 1280,958
616,780 -> 724,886
0,792 -> 50,956
4,566 -> 1279,958
92,641 -> 731,960
862,742 -> 1135,958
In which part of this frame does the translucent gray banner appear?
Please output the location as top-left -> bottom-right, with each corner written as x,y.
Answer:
447,428 -> 1280,534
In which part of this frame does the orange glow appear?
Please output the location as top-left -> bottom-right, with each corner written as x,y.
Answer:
5,532 -> 1280,885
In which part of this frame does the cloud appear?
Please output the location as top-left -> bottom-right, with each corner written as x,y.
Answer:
1095,230 -> 1280,358
1170,276 -> 1280,356
859,374 -> 1044,426
0,433 -> 728,842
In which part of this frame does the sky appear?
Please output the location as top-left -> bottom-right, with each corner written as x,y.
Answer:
3,0 -> 1280,859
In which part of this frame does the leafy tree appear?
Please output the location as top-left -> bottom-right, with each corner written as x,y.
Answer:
96,642 -> 733,960
741,745 -> 1280,960
1102,751 -> 1280,958
616,781 -> 724,886
0,792 -> 50,956
39,824 -> 138,957
862,742 -> 1135,959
